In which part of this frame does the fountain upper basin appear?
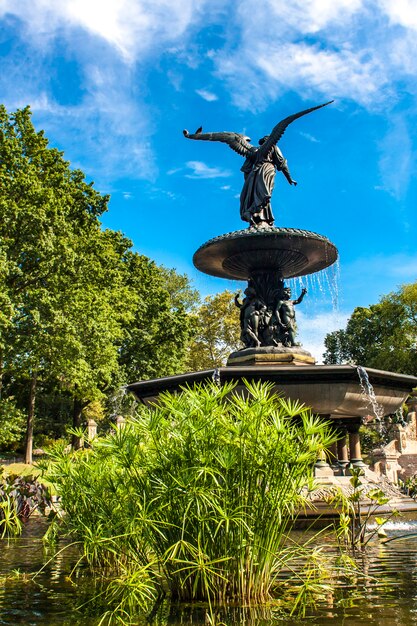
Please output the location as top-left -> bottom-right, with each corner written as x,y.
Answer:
127,365 -> 417,420
193,227 -> 338,280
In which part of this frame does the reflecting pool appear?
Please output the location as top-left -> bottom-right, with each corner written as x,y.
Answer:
2,517 -> 417,625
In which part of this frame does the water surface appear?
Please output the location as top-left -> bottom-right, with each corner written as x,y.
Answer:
2,517 -> 417,625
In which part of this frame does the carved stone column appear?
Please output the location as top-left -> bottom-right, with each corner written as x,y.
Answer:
314,414 -> 334,478
347,421 -> 366,468
327,441 -> 339,471
336,426 -> 349,475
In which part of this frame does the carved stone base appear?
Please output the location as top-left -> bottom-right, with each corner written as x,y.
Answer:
227,346 -> 315,367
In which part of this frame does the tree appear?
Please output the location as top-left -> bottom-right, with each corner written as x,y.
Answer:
118,254 -> 193,383
0,105 -> 199,459
323,283 -> 417,376
0,105 -> 108,460
159,267 -> 200,312
0,106 -> 129,460
186,290 -> 241,370
51,228 -> 135,446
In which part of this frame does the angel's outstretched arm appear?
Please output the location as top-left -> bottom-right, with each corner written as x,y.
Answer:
183,128 -> 254,158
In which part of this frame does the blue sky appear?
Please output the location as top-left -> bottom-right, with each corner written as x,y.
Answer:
1,0 -> 417,359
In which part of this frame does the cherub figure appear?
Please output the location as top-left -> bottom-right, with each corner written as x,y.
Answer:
183,101 -> 332,227
234,286 -> 265,348
274,287 -> 307,347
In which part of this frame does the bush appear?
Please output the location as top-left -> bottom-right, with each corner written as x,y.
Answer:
0,469 -> 51,537
46,381 -> 336,617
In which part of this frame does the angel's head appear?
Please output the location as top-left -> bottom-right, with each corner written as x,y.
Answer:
258,135 -> 269,145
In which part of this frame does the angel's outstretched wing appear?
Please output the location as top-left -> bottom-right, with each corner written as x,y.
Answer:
257,101 -> 334,160
183,128 -> 254,158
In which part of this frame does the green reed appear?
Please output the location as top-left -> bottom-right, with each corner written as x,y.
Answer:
46,380 -> 337,617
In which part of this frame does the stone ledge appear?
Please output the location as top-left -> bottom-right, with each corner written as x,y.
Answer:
227,346 -> 315,367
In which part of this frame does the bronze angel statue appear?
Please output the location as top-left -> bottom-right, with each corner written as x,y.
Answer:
183,101 -> 333,227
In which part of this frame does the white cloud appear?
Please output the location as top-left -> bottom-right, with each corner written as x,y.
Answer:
220,185 -> 231,190
4,1 -> 417,116
378,115 -> 414,199
0,5 -> 163,185
0,0 -> 209,62
148,187 -> 178,200
219,41 -> 388,109
338,252 -> 417,312
380,0 -> 417,31
265,0 -> 364,33
2,84 -> 155,187
299,131 -> 319,143
345,253 -> 417,284
34,70 -> 155,185
195,88 -> 218,102
0,0 -> 228,186
209,0 -> 417,113
185,160 -> 232,179
297,310 -> 350,363
4,0 -> 417,192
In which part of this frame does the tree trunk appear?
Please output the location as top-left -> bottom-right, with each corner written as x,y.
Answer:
24,370 -> 38,464
72,398 -> 84,449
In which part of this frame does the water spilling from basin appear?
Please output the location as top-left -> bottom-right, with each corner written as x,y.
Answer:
357,365 -> 385,423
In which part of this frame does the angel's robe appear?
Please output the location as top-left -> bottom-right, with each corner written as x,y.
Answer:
239,145 -> 290,226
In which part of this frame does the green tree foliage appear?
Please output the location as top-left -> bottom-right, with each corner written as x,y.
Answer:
0,105 -> 194,459
186,290 -> 241,369
323,283 -> 417,376
118,254 -> 193,382
0,105 -> 113,460
0,398 -> 25,449
159,266 -> 200,312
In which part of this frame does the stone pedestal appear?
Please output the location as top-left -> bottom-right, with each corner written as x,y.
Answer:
314,450 -> 335,478
87,419 -> 97,440
227,346 -> 315,367
372,443 -> 401,483
116,415 -> 126,429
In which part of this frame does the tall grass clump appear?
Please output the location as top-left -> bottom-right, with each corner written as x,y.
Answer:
46,380 -> 336,614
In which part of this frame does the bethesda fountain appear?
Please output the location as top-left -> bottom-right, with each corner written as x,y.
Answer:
128,101 -> 417,488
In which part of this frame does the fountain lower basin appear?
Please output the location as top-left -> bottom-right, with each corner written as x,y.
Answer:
127,364 -> 417,420
128,365 -> 417,511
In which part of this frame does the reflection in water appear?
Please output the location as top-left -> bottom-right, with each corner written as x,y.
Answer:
2,518 -> 417,625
